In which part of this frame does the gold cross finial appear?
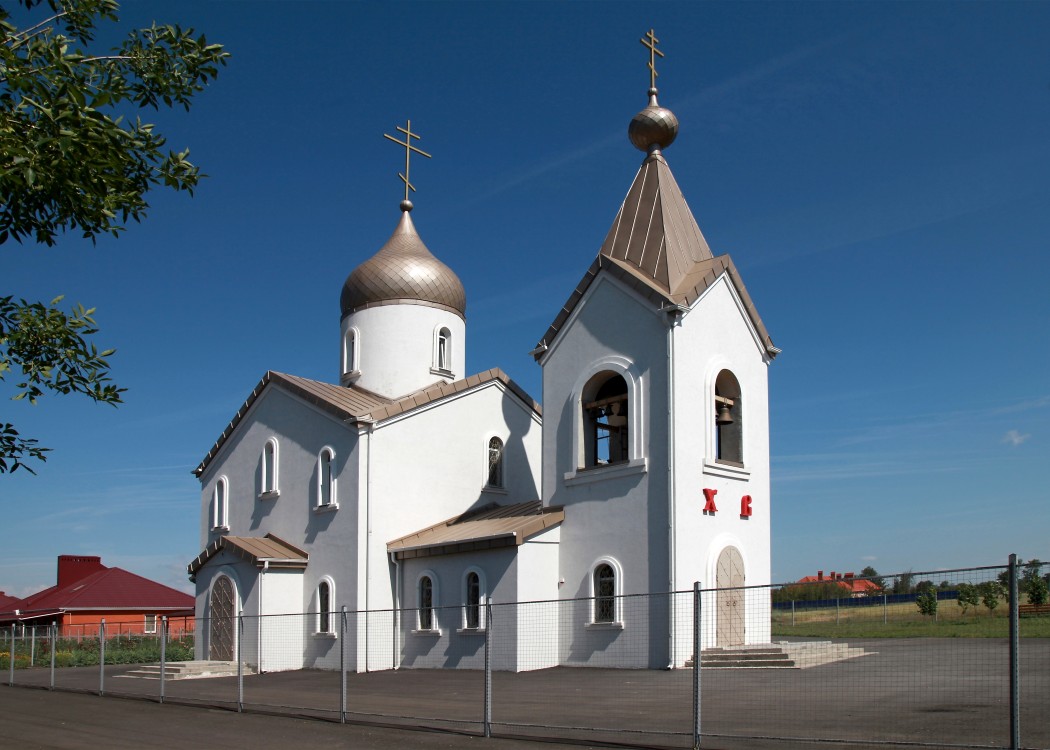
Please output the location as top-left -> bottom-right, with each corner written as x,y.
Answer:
383,119 -> 432,202
640,29 -> 664,89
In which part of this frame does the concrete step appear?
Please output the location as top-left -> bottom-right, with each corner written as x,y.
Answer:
684,642 -> 871,670
117,661 -> 254,680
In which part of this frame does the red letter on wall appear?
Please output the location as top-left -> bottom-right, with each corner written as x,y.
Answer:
740,494 -> 753,518
702,488 -> 718,514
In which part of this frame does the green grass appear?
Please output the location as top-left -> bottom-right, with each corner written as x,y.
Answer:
772,601 -> 1050,638
0,636 -> 194,669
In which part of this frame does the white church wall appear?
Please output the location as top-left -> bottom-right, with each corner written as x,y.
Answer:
671,275 -> 773,654
342,304 -> 465,399
540,275 -> 673,668
514,526 -> 561,671
258,567 -> 307,672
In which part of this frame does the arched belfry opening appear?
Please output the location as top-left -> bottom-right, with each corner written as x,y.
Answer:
581,372 -> 629,468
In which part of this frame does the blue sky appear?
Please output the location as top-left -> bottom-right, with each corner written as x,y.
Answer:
3,1 -> 1048,598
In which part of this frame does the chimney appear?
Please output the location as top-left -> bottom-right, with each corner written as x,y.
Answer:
817,570 -> 823,581
845,572 -> 854,579
57,555 -> 106,588
830,571 -> 837,580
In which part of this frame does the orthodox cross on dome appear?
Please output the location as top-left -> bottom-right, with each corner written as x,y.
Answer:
383,119 -> 432,208
640,29 -> 664,90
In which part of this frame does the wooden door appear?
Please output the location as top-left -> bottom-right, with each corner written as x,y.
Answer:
209,575 -> 235,661
716,546 -> 745,647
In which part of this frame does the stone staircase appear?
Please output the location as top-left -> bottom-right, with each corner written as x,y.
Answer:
117,661 -> 254,680
685,641 -> 871,670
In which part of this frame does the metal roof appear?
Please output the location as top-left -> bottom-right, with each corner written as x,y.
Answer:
187,533 -> 309,579
194,369 -> 540,478
533,151 -> 777,360
341,209 -> 466,318
388,500 -> 564,560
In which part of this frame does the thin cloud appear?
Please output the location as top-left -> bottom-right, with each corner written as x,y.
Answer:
1003,429 -> 1031,447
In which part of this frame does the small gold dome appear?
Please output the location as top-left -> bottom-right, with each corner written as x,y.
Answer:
341,209 -> 466,318
628,88 -> 679,152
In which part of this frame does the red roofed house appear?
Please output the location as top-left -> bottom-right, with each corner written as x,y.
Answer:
0,555 -> 194,638
797,570 -> 882,597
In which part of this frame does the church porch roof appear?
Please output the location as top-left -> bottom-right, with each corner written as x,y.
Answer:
187,533 -> 309,580
388,500 -> 564,560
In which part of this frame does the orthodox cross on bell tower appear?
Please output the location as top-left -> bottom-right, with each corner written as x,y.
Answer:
640,29 -> 664,89
383,119 -> 432,209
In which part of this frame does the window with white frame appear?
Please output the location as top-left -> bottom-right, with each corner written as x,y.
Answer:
436,327 -> 451,372
211,477 -> 229,530
714,369 -> 743,465
144,614 -> 157,634
486,436 -> 504,488
261,438 -> 279,496
343,328 -> 358,374
582,372 -> 629,468
418,574 -> 436,630
592,562 -> 618,624
316,579 -> 333,634
463,569 -> 486,630
317,447 -> 336,508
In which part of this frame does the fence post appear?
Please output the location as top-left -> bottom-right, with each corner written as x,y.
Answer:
483,599 -> 493,738
790,599 -> 795,627
30,625 -> 36,666
693,581 -> 702,750
236,613 -> 244,713
340,606 -> 347,724
836,596 -> 840,625
8,624 -> 15,686
160,616 -> 167,704
883,593 -> 887,624
1008,554 -> 1019,750
98,619 -> 106,696
49,621 -> 56,690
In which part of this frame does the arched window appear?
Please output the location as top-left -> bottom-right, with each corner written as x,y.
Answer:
714,370 -> 743,465
593,562 -> 617,624
317,579 -> 333,634
317,447 -> 336,508
486,436 -> 504,488
582,372 -> 629,468
261,438 -> 279,496
343,328 -> 358,374
418,575 -> 436,630
436,328 -> 451,372
463,569 -> 486,629
211,477 -> 229,530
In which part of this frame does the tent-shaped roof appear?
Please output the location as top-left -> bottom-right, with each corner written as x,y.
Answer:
533,152 -> 777,360
388,500 -> 564,560
195,368 -> 540,477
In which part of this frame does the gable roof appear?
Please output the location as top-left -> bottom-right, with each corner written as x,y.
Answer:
195,368 -> 541,477
0,591 -> 21,610
1,567 -> 193,621
187,533 -> 309,580
388,500 -> 564,560
533,153 -> 777,361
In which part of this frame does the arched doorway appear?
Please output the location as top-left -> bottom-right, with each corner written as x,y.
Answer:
716,546 -> 745,647
209,575 -> 236,661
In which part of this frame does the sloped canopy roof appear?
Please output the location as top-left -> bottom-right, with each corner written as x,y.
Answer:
1,567 -> 193,621
388,500 -> 564,560
195,368 -> 539,478
187,533 -> 309,579
533,152 -> 777,360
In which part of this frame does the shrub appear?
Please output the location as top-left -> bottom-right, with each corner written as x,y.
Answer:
979,581 -> 1003,613
957,583 -> 980,613
916,590 -> 938,617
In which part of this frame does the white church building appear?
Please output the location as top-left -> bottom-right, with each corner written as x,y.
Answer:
187,45 -> 779,673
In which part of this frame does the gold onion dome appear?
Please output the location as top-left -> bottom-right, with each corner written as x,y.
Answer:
340,205 -> 467,318
629,87 -> 679,153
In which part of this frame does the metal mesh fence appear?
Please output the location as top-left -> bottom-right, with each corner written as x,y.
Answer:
2,558 -> 1048,749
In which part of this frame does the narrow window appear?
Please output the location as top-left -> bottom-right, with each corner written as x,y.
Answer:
262,439 -> 278,495
317,580 -> 332,634
594,563 -> 616,623
437,328 -> 451,371
211,477 -> 229,530
144,614 -> 157,634
465,571 -> 481,629
343,329 -> 357,374
487,437 -> 504,488
714,370 -> 743,465
318,448 -> 336,507
582,373 -> 629,468
419,575 -> 434,630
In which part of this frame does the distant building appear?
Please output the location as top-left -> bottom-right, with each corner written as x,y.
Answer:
797,570 -> 882,597
188,41 -> 779,672
0,555 -> 195,637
